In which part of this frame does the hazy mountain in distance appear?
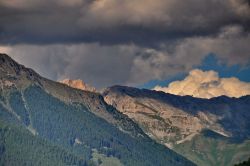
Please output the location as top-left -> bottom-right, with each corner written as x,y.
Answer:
103,85 -> 250,166
0,54 -> 194,166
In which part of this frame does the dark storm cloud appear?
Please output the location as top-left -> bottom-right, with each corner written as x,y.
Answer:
2,25 -> 250,88
4,43 -> 138,88
0,0 -> 249,45
1,0 -> 250,88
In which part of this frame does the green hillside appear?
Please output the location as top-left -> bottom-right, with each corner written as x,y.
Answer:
174,130 -> 250,166
0,120 -> 87,166
0,84 -> 194,166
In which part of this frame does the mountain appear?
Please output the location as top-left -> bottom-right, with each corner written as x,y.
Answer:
60,79 -> 97,92
0,54 -> 194,166
103,85 -> 250,166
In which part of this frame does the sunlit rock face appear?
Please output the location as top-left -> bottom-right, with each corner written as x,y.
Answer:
60,79 -> 97,92
103,85 -> 250,146
154,69 -> 250,99
103,84 -> 250,166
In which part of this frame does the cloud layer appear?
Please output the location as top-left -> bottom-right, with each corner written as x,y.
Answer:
0,0 -> 249,88
1,25 -> 250,88
154,69 -> 250,98
0,0 -> 249,45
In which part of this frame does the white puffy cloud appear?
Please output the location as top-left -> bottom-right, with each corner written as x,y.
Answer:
154,69 -> 250,98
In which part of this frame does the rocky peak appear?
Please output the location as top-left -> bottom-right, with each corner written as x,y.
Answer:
0,53 -> 41,81
60,79 -> 96,92
0,54 -> 43,90
0,53 -> 23,74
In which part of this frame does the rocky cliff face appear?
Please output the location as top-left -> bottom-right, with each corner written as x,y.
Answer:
60,79 -> 97,92
103,86 -> 250,166
103,85 -> 250,165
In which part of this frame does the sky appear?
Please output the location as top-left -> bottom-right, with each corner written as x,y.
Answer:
140,54 -> 250,89
0,0 -> 250,93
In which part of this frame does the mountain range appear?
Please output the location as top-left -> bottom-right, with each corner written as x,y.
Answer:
0,53 -> 250,166
103,86 -> 250,166
0,54 -> 193,166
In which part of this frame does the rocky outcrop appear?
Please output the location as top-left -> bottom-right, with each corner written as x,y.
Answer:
60,79 -> 96,92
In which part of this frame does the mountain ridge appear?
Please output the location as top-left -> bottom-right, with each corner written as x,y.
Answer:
0,53 -> 145,136
2,53 -> 250,166
0,53 -> 195,166
103,85 -> 250,166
